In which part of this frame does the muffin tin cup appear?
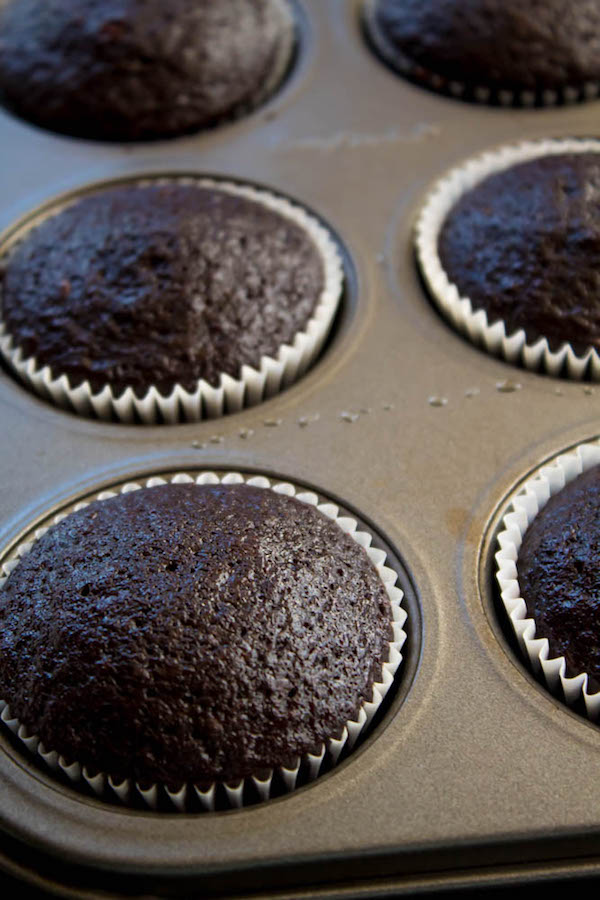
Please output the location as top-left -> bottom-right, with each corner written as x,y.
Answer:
495,440 -> 600,719
415,138 -> 600,382
362,0 -> 599,108
0,471 -> 407,813
0,177 -> 344,424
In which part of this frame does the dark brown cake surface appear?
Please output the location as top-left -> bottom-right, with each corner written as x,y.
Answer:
371,0 -> 600,94
437,152 -> 600,354
0,0 -> 292,141
0,482 -> 392,787
0,182 -> 325,395
518,465 -> 600,692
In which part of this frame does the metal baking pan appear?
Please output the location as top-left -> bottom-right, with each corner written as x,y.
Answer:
2,0 -> 600,895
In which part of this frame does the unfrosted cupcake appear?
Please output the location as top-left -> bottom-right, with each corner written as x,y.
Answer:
517,464 -> 600,691
365,0 -> 600,105
496,442 -> 600,719
415,139 -> 600,380
0,0 -> 294,141
0,178 -> 343,422
0,473 -> 406,810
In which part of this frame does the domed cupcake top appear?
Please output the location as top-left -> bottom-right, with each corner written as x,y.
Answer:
0,481 -> 393,788
0,0 -> 293,141
368,0 -> 600,100
517,464 -> 600,692
437,152 -> 600,355
0,181 -> 329,396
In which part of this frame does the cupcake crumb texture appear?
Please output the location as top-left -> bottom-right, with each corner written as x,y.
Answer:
0,483 -> 392,788
438,153 -> 600,354
1,182 -> 325,396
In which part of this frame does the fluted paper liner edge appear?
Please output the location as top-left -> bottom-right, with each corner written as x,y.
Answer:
0,175 -> 343,423
0,472 -> 407,812
495,440 -> 600,718
415,138 -> 600,381
363,0 -> 600,108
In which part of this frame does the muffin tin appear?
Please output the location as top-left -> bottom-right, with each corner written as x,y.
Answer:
3,0 -> 600,895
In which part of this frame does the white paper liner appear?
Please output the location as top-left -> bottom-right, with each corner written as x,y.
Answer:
415,138 -> 600,381
0,175 -> 343,424
0,472 -> 407,812
495,440 -> 600,719
363,0 -> 598,107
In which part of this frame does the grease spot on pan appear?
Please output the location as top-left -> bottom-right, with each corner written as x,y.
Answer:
445,506 -> 469,539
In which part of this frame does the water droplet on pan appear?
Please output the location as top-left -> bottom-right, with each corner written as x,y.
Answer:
340,411 -> 359,423
210,435 -> 224,444
238,428 -> 254,439
263,418 -> 283,427
464,387 -> 479,398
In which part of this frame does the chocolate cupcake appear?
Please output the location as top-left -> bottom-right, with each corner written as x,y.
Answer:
518,465 -> 600,689
0,473 -> 406,810
0,178 -> 343,422
364,0 -> 600,105
0,0 -> 294,141
496,441 -> 600,718
415,139 -> 600,380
